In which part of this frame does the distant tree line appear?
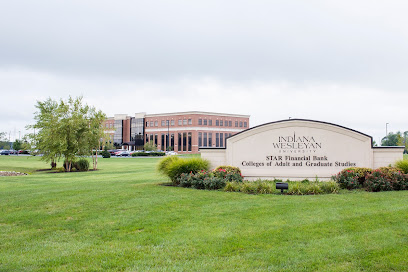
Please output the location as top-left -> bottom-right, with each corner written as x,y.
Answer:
382,131 -> 408,153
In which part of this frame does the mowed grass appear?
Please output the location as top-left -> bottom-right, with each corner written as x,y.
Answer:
1,156 -> 408,271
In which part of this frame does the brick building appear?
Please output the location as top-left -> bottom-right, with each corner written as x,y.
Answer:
103,111 -> 250,154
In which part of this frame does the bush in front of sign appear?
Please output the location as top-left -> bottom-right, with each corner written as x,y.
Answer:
213,166 -> 243,182
161,157 -> 210,185
394,159 -> 408,174
223,180 -> 339,195
178,171 -> 226,190
332,167 -> 372,190
364,168 -> 408,192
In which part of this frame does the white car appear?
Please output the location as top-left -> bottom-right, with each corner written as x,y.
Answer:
166,151 -> 178,156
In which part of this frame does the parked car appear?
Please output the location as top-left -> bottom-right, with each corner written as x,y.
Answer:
116,151 -> 130,157
108,149 -> 120,156
0,150 -> 11,155
166,151 -> 178,156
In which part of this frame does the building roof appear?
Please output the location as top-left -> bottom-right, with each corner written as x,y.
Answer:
145,111 -> 250,118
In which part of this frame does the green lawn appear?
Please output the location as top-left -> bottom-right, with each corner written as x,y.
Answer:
1,156 -> 408,271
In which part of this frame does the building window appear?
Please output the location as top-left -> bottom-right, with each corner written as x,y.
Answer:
113,120 -> 123,145
161,134 -> 165,150
161,120 -> 165,126
203,132 -> 207,147
171,120 -> 175,126
178,119 -> 182,125
155,121 -> 158,127
229,121 -> 232,127
188,132 -> 192,151
244,122 -> 247,127
203,119 -> 207,126
220,133 -> 224,147
178,133 -> 182,151
208,133 -> 212,146
220,120 -> 224,126
209,120 -> 212,126
216,133 -> 219,147
239,121 -> 243,127
150,121 -> 154,127
170,134 -> 174,151
216,120 -> 219,126
235,121 -> 238,127
146,122 -> 149,127
198,132 -> 202,147
198,119 -> 202,125
188,119 -> 192,125
183,132 -> 187,151
183,119 -> 187,125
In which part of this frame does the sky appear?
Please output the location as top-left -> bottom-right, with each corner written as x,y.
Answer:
1,0 -> 407,144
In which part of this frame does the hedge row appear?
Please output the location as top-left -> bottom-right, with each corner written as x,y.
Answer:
333,164 -> 408,192
132,152 -> 165,157
224,180 -> 340,195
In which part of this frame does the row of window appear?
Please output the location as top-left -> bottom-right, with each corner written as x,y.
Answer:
198,132 -> 232,148
146,119 -> 193,127
198,119 -> 247,128
145,119 -> 248,128
145,133 -> 193,152
105,123 -> 114,128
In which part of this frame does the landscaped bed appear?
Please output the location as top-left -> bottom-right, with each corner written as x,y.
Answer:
1,156 -> 408,271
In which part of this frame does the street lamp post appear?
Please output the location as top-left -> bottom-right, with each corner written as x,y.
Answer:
386,123 -> 389,138
167,120 -> 169,151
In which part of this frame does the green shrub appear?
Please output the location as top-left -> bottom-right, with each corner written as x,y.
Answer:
56,167 -> 65,173
364,168 -> 408,192
133,152 -> 165,157
213,167 -> 243,182
395,160 -> 408,174
332,167 -> 372,189
254,181 -> 275,194
287,183 -> 308,195
319,181 -> 340,194
132,152 -> 149,156
76,158 -> 90,172
102,150 -> 111,158
240,182 -> 258,194
214,165 -> 242,175
165,157 -> 210,184
224,181 -> 241,192
157,156 -> 181,177
178,171 -> 226,190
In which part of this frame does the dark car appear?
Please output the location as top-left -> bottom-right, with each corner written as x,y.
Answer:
115,151 -> 130,157
0,150 -> 11,155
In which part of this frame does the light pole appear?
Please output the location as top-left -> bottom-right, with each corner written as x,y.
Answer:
386,123 -> 389,138
167,120 -> 170,151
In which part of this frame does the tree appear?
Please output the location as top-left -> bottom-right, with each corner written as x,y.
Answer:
86,108 -> 107,170
381,131 -> 403,146
144,142 -> 157,151
13,139 -> 22,151
27,96 -> 106,172
0,132 -> 10,150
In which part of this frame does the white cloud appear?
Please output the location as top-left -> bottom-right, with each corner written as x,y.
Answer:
0,68 -> 406,143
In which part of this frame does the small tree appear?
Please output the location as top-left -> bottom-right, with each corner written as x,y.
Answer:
13,139 -> 22,152
144,142 -> 157,151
